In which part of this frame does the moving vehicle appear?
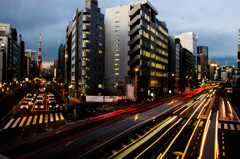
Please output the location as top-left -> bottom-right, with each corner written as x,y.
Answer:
35,101 -> 44,110
20,101 -> 29,110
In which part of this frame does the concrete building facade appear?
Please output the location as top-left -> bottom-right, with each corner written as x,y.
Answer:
67,0 -> 104,98
105,0 -> 169,99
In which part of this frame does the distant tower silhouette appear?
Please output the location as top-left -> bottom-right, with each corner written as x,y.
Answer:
37,34 -> 43,77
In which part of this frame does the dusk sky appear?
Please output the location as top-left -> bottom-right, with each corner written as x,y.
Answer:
1,0 -> 239,67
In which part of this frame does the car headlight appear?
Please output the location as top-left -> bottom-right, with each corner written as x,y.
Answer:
41,106 -> 44,108
35,106 -> 37,108
50,105 -> 52,107
20,106 -> 23,109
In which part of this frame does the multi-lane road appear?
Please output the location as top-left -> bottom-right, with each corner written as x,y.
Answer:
0,86 -> 239,159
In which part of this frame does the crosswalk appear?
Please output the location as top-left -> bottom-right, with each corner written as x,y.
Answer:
1,113 -> 65,130
218,122 -> 240,131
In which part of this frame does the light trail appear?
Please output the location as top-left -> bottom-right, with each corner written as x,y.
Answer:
158,98 -> 207,159
222,100 -> 226,119
215,111 -> 219,159
198,110 -> 212,159
181,119 -> 201,159
110,116 -> 175,159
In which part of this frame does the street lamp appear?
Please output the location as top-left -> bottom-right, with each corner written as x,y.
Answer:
134,68 -> 139,101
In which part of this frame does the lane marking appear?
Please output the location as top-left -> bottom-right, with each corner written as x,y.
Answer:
129,138 -> 135,143
59,113 -> 64,120
32,115 -> 38,125
39,115 -> 43,124
45,114 -> 48,123
121,143 -> 127,148
50,114 -> 54,122
3,118 -> 15,129
11,117 -> 21,128
26,116 -> 32,126
55,113 -> 59,121
19,117 -> 27,127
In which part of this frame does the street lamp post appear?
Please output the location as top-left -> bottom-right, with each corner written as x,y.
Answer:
134,68 -> 139,101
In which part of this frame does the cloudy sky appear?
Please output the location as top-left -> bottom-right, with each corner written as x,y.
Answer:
1,0 -> 239,67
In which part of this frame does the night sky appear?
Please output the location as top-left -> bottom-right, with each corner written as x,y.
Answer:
1,0 -> 239,68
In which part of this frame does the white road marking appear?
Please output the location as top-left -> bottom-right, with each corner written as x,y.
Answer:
26,116 -> 32,126
45,114 -> 48,123
3,118 -> 15,129
19,117 -> 27,127
50,114 -> 54,122
32,115 -> 38,125
11,118 -> 21,128
121,143 -> 127,148
55,113 -> 59,121
39,115 -> 43,124
59,113 -> 64,120
129,138 -> 135,143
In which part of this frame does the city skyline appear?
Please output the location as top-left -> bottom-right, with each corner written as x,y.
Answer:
0,0 -> 239,67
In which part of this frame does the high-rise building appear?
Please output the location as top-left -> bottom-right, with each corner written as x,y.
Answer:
197,46 -> 208,80
0,23 -> 21,84
57,44 -> 65,83
168,36 -> 181,93
25,49 -> 37,61
25,49 -> 37,79
67,0 -> 104,98
105,0 -> 169,99
208,60 -> 217,81
179,48 -> 195,92
238,29 -> 240,74
65,22 -> 73,85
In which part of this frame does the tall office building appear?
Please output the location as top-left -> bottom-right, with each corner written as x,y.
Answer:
25,49 -> 37,79
67,0 -> 104,98
238,29 -> 240,74
197,46 -> 208,80
168,36 -> 181,93
0,23 -> 21,84
57,44 -> 65,83
105,0 -> 169,99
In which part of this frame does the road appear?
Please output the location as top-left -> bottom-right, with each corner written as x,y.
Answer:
0,86 -> 239,159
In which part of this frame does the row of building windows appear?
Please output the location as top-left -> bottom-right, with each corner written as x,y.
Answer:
142,49 -> 168,64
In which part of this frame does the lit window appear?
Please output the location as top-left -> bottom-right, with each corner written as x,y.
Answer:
115,59 -> 119,61
115,16 -> 120,18
114,73 -> 119,76
115,21 -> 120,23
0,26 -> 6,29
99,50 -> 102,54
115,30 -> 119,32
83,49 -> 90,52
99,26 -> 103,30
115,68 -> 119,71
99,42 -> 102,46
115,54 -> 120,56
98,84 -> 102,88
83,39 -> 90,43
115,35 -> 119,38
115,49 -> 120,51
115,44 -> 119,47
115,26 -> 120,28
83,31 -> 90,34
115,63 -> 119,66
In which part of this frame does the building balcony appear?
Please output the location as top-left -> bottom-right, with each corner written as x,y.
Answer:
82,70 -> 87,76
82,61 -> 88,66
128,55 -> 141,65
82,42 -> 90,48
83,25 -> 90,30
82,51 -> 87,57
83,16 -> 91,22
82,33 -> 90,39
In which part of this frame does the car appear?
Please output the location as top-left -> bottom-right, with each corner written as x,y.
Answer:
25,98 -> 33,105
145,97 -> 155,103
36,95 -> 44,103
48,100 -> 59,110
47,94 -> 55,100
20,101 -> 29,110
35,101 -> 44,110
